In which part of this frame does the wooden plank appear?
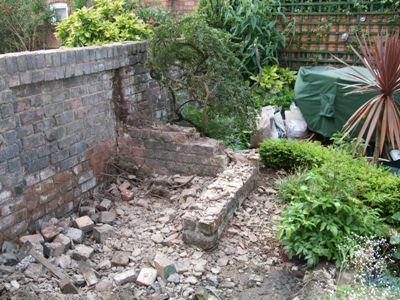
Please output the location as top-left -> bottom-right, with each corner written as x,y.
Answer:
29,248 -> 79,294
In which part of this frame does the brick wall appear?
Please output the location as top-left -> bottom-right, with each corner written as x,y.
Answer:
118,125 -> 228,177
0,41 -> 164,242
142,0 -> 199,16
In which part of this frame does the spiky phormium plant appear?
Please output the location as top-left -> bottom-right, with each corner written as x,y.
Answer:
335,33 -> 400,161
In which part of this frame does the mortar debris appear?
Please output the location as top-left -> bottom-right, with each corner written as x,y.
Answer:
0,170 -> 304,299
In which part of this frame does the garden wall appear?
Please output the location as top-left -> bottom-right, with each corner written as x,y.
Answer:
0,41 -> 165,242
142,0 -> 198,15
118,125 -> 228,177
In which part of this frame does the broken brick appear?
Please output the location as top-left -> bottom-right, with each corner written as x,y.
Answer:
73,216 -> 94,233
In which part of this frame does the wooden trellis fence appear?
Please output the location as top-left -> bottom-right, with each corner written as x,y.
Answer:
276,1 -> 400,68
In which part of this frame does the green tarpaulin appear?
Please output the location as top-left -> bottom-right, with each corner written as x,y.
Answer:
294,66 -> 377,138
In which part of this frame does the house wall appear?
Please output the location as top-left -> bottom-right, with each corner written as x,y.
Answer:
0,41 -> 165,242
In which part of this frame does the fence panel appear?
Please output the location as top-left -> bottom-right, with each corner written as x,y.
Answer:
276,1 -> 400,68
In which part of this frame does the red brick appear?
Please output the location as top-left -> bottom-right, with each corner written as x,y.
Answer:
19,233 -> 44,245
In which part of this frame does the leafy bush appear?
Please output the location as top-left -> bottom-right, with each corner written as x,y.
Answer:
198,0 -> 292,76
278,182 -> 385,266
148,14 -> 257,148
253,66 -> 297,93
182,104 -> 254,149
71,0 -> 93,10
251,66 -> 297,110
266,89 -> 294,111
259,139 -> 330,171
134,0 -> 173,26
56,0 -> 151,47
0,0 -> 54,53
267,139 -> 400,266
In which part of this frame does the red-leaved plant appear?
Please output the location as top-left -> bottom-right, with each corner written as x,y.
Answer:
334,33 -> 400,161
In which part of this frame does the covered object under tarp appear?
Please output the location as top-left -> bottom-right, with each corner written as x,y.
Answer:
294,66 -> 377,138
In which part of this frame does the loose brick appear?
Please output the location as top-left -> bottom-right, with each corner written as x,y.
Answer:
71,244 -> 94,260
93,224 -> 114,243
97,198 -> 112,211
64,227 -> 83,243
98,211 -> 116,224
53,234 -> 71,253
73,216 -> 94,233
19,234 -> 44,245
154,255 -> 177,280
43,241 -> 64,257
114,269 -> 136,286
136,268 -> 157,286
41,225 -> 60,241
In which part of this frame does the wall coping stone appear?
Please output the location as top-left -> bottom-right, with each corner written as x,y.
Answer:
0,41 -> 147,90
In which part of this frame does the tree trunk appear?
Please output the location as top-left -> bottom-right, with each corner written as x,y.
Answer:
373,122 -> 381,163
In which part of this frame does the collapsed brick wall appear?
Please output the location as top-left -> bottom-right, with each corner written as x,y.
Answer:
0,42 -> 165,242
118,125 -> 228,177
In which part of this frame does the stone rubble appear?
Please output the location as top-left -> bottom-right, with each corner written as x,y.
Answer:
0,170 -> 305,299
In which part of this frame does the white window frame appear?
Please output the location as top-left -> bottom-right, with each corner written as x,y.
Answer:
50,3 -> 69,22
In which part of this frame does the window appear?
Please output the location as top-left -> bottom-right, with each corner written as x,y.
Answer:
50,3 -> 69,22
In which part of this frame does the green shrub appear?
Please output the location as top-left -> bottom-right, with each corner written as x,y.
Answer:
148,14 -> 258,148
56,0 -> 151,47
0,0 -> 54,53
134,0 -> 172,26
265,89 -> 294,111
71,0 -> 93,10
277,150 -> 400,217
270,139 -> 400,266
278,182 -> 385,266
259,139 -> 331,171
182,104 -> 254,150
198,0 -> 292,76
252,65 -> 297,93
251,65 -> 297,110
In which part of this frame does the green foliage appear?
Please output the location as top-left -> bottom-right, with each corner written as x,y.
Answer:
278,181 -> 385,266
148,14 -> 257,148
198,0 -> 292,76
253,66 -> 297,92
182,104 -> 254,149
259,139 -> 330,171
56,0 -> 151,47
267,139 -> 400,266
0,0 -> 54,53
266,89 -> 294,111
251,65 -> 297,110
134,0 -> 173,26
71,0 -> 92,10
